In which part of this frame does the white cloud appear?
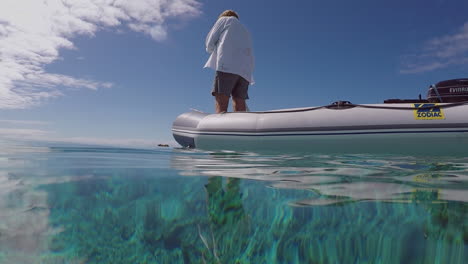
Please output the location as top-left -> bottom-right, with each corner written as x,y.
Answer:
0,128 -> 51,139
0,0 -> 201,109
401,22 -> 468,74
0,119 -> 50,126
0,127 -> 176,148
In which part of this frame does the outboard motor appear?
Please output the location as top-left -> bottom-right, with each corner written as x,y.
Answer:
427,78 -> 468,103
384,78 -> 468,104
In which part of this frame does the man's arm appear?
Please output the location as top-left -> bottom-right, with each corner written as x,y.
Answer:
205,17 -> 228,53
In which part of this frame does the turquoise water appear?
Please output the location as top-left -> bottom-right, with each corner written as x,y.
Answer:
0,141 -> 467,263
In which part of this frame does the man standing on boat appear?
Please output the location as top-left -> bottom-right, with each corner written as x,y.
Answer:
204,10 -> 255,113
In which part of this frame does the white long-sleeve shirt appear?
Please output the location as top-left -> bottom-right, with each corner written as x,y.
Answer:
204,16 -> 255,84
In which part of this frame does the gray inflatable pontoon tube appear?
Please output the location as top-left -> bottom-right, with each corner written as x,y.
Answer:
172,103 -> 468,155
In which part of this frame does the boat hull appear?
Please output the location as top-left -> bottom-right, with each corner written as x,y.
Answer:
172,103 -> 468,155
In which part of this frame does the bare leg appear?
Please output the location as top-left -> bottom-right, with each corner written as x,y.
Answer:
232,97 -> 246,112
215,93 -> 230,113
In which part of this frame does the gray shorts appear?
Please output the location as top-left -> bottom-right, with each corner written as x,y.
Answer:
211,71 -> 249,99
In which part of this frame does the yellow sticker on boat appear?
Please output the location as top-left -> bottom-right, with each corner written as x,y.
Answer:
413,104 -> 445,120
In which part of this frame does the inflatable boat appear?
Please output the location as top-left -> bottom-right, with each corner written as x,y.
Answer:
172,79 -> 468,155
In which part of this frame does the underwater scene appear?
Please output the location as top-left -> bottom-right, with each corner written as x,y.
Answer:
0,141 -> 467,264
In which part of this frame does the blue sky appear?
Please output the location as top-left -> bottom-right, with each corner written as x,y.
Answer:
1,0 -> 467,147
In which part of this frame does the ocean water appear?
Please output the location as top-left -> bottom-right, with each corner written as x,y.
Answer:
0,141 -> 467,264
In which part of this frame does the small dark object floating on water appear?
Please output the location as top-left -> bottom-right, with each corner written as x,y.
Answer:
158,144 -> 169,147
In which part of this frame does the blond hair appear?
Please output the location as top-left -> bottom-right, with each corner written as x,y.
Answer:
219,10 -> 239,19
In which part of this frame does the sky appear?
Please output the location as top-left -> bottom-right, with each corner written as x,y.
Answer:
1,0 -> 468,147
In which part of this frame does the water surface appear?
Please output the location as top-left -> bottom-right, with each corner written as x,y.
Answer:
0,141 -> 467,263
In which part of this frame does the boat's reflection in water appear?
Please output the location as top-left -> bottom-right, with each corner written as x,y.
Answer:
171,149 -> 468,205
